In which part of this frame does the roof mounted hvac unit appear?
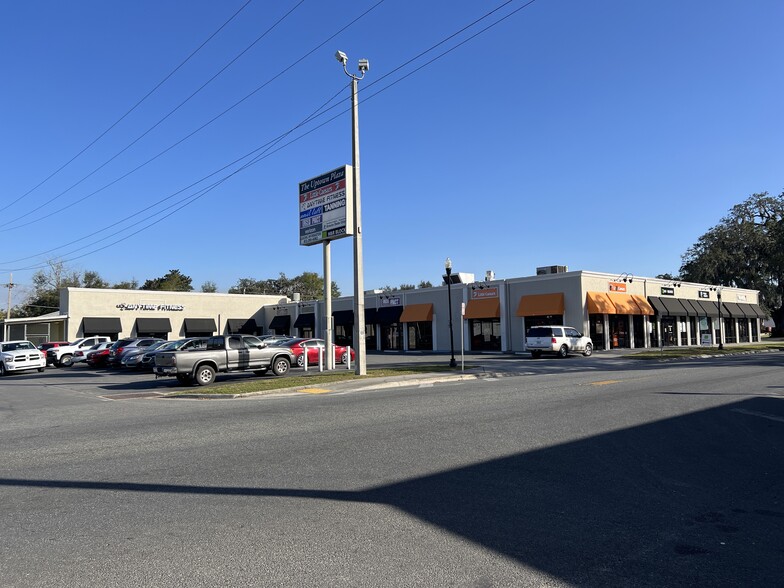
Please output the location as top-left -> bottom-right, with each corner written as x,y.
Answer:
536,265 -> 568,275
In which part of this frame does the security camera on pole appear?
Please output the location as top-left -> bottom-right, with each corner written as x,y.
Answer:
336,50 -> 369,376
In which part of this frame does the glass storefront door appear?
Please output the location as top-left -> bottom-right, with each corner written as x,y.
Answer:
589,314 -> 606,350
470,319 -> 501,351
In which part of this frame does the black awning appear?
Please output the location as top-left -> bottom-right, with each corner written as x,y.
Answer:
647,297 -> 668,315
681,300 -> 703,316
377,306 -> 403,325
747,304 -> 766,318
82,317 -> 122,334
735,303 -> 757,318
293,313 -> 315,328
269,315 -> 291,330
226,318 -> 257,334
365,308 -> 378,324
722,302 -> 743,317
333,310 -> 354,326
184,318 -> 217,333
694,300 -> 719,317
135,318 -> 171,333
660,297 -> 688,316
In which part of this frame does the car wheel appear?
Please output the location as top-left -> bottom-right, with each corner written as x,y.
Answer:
296,354 -> 305,367
583,343 -> 593,357
272,357 -> 290,376
340,351 -> 348,364
530,350 -> 541,359
176,374 -> 192,386
0,363 -> 6,376
253,369 -> 268,376
59,354 -> 74,367
194,365 -> 216,386
557,345 -> 569,358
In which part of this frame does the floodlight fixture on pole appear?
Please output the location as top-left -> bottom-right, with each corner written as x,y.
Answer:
337,50 -> 369,375
445,257 -> 457,368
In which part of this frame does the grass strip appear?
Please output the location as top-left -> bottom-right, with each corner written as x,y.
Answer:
628,342 -> 784,360
169,365 -> 462,395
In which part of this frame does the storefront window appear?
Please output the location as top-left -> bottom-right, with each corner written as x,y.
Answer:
589,315 -> 605,350
407,322 -> 433,350
723,317 -> 736,344
335,325 -> 352,347
381,323 -> 402,351
525,315 -> 563,330
679,317 -> 688,346
751,319 -> 758,342
365,323 -> 377,350
608,315 -> 630,349
470,319 -> 501,351
737,319 -> 750,343
699,317 -> 712,345
633,316 -> 645,348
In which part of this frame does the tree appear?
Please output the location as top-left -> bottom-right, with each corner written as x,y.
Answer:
418,280 -> 433,289
679,191 -> 784,334
228,272 -> 339,299
13,261 -> 110,318
201,281 -> 218,293
112,279 -> 139,290
399,283 -> 416,291
140,269 -> 193,292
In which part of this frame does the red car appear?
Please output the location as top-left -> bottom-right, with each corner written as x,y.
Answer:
274,338 -> 355,367
86,344 -> 112,367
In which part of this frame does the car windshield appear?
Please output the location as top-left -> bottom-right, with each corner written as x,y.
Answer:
2,342 -> 35,352
146,341 -> 168,351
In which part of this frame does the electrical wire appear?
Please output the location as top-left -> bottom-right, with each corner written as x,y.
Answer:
2,0 -> 255,210
0,0 -> 385,233
0,0 -> 306,228
1,0 -> 539,273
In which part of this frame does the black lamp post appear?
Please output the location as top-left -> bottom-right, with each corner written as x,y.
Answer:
716,288 -> 724,350
445,258 -> 457,368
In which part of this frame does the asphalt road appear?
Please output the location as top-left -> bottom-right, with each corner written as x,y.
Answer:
1,352 -> 783,587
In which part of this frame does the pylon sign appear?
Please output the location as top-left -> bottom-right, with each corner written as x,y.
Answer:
298,165 -> 354,246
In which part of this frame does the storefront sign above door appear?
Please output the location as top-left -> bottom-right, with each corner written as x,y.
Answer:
660,287 -> 675,296
471,287 -> 498,299
609,282 -> 627,292
116,303 -> 184,311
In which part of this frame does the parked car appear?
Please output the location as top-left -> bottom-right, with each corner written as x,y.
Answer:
0,340 -> 46,375
120,340 -> 171,368
137,337 -> 208,370
47,336 -> 112,367
154,334 -> 295,386
258,334 -> 292,346
86,343 -> 113,367
525,325 -> 593,358
273,337 -> 356,367
38,341 -> 70,364
107,338 -> 164,367
73,342 -> 111,364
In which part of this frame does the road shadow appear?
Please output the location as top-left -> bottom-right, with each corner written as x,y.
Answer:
3,396 -> 783,585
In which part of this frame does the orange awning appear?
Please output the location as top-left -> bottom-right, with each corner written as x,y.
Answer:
607,292 -> 641,314
586,292 -> 616,314
516,293 -> 565,317
464,298 -> 501,319
631,294 -> 654,316
399,303 -> 433,323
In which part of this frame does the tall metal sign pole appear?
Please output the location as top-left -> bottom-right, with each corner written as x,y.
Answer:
337,50 -> 369,375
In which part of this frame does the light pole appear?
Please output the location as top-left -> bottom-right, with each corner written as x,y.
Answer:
712,286 -> 724,350
336,50 -> 369,376
445,258 -> 457,368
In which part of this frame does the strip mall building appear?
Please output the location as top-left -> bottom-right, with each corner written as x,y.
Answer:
1,269 -> 765,353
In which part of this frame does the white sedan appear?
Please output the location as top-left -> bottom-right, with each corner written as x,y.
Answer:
0,340 -> 47,375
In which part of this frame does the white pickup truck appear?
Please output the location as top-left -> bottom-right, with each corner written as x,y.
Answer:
46,336 -> 112,367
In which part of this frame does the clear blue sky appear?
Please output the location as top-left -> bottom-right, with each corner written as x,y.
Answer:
1,0 -> 782,304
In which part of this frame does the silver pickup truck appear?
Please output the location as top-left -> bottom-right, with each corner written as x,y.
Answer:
154,334 -> 295,386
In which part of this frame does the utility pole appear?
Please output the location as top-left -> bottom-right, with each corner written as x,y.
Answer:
3,273 -> 14,340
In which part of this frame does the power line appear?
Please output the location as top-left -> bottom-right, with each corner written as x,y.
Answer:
0,0 -> 383,233
1,0 -> 538,274
2,0 -> 255,210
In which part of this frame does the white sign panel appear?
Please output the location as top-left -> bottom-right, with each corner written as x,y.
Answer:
299,165 -> 354,246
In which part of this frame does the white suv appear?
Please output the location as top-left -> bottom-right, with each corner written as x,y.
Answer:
0,340 -> 47,375
525,325 -> 593,358
47,336 -> 112,367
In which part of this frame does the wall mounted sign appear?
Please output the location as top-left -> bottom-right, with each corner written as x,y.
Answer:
609,282 -> 627,292
660,287 -> 675,296
116,303 -> 184,311
737,294 -> 748,302
698,290 -> 709,299
471,287 -> 498,299
380,296 -> 401,306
